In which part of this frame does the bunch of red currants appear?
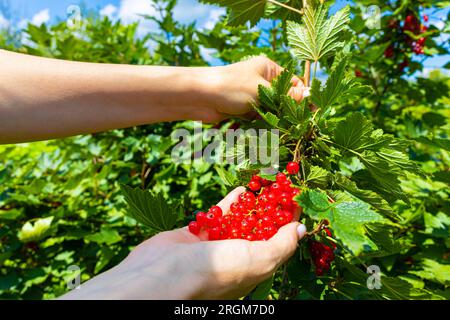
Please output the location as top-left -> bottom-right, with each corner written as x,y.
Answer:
386,13 -> 429,60
309,228 -> 336,276
188,162 -> 301,241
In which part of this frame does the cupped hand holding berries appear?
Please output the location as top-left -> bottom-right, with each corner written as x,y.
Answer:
61,187 -> 307,300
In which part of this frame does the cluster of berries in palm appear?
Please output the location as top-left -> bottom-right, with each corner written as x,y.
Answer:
188,162 -> 301,241
309,228 -> 336,275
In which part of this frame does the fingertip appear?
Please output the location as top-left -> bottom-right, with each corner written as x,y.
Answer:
302,87 -> 311,98
297,224 -> 307,240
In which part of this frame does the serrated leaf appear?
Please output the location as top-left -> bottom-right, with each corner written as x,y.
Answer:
311,56 -> 370,112
331,113 -> 422,201
258,85 -> 276,111
333,113 -> 391,152
296,189 -> 384,255
200,0 -> 266,26
363,223 -> 404,258
424,212 -> 450,238
120,184 -> 183,232
281,95 -> 311,126
215,166 -> 237,187
305,165 -> 330,188
273,63 -> 295,98
409,259 -> 450,286
287,5 -> 350,62
334,173 -> 398,220
254,106 -> 280,127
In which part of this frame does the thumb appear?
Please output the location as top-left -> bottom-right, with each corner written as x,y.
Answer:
263,222 -> 307,268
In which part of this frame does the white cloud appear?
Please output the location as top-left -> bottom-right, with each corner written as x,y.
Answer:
118,0 -> 156,24
0,13 -> 10,29
100,4 -> 118,18
31,8 -> 50,26
116,0 -> 157,37
18,19 -> 29,30
173,1 -> 210,23
203,8 -> 225,30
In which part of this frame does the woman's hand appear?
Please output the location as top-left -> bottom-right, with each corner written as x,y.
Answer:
60,187 -> 307,300
200,56 -> 308,122
0,50 -> 307,143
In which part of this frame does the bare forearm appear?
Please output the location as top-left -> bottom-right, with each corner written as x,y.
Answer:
0,50 -> 221,143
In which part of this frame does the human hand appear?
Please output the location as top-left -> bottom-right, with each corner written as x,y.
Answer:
60,187 -> 307,300
200,56 -> 309,122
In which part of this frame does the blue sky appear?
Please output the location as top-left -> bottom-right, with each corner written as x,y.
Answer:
0,0 -> 448,73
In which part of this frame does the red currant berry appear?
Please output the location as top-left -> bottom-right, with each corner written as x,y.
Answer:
286,162 -> 300,175
188,221 -> 200,235
248,180 -> 261,192
276,172 -> 287,183
209,205 -> 223,218
245,233 -> 256,241
261,178 -> 272,187
196,211 -> 207,227
208,227 -> 221,241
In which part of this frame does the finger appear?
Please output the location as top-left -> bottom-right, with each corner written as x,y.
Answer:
257,222 -> 307,269
291,75 -> 304,87
288,86 -> 310,102
217,186 -> 246,215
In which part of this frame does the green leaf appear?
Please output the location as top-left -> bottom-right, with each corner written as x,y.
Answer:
424,212 -> 450,238
338,258 -> 432,300
433,171 -> 450,184
311,56 -> 370,112
416,137 -> 450,151
363,223 -> 404,258
331,113 -> 422,201
215,166 -> 237,187
94,247 -> 115,274
258,84 -> 276,111
0,208 -> 23,220
250,276 -> 273,300
120,184 -> 183,232
409,259 -> 450,286
281,95 -> 311,126
254,106 -> 280,127
86,228 -> 122,245
200,0 -> 266,26
18,216 -> 54,243
273,64 -> 295,98
333,173 -> 398,220
296,189 -> 384,255
305,165 -> 330,188
287,5 -> 350,62
333,113 -> 390,153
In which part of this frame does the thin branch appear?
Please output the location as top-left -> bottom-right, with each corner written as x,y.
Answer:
267,0 -> 303,16
302,0 -> 311,87
304,61 -> 311,87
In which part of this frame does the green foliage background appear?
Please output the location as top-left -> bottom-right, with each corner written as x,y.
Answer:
0,0 -> 449,299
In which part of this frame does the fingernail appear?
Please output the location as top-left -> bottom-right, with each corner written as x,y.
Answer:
303,87 -> 311,98
297,224 -> 307,239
